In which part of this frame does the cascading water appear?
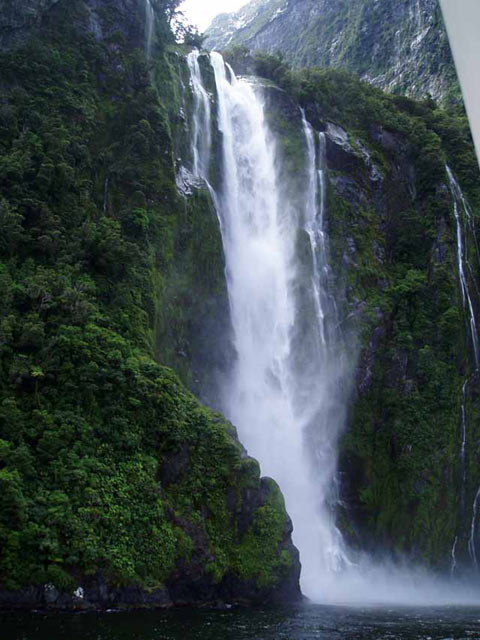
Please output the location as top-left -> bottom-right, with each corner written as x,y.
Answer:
187,51 -> 212,180
145,0 -> 155,59
203,51 -> 351,597
452,377 -> 469,574
460,379 -> 468,521
302,113 -> 329,346
469,488 -> 480,568
451,536 -> 458,574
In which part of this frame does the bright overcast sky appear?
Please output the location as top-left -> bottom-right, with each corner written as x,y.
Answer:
180,0 -> 248,32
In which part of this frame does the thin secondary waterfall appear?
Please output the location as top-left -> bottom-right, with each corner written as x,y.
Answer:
145,0 -> 154,59
469,488 -> 480,568
446,166 -> 480,369
452,377 -> 469,573
302,113 -> 328,346
451,536 -> 458,574
187,51 -> 212,180
460,379 -> 468,523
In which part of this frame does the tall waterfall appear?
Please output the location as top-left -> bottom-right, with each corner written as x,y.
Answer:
186,51 -> 352,597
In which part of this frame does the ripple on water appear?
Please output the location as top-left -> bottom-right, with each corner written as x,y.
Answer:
2,604 -> 480,640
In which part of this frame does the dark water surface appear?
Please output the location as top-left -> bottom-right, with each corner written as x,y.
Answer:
3,603 -> 480,640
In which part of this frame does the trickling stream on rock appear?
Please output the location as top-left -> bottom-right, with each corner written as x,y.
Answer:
447,165 -> 480,370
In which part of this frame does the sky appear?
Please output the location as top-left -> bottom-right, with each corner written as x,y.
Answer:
180,0 -> 248,32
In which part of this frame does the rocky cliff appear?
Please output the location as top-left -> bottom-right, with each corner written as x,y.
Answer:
205,0 -> 460,104
0,0 -> 300,609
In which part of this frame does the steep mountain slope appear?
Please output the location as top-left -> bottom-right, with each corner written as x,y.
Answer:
0,0 -> 300,609
205,0 -> 460,103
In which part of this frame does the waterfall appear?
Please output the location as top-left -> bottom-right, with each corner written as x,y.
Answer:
103,177 -> 109,214
452,377 -> 468,571
187,51 -> 212,180
302,113 -> 328,346
451,536 -> 458,574
460,379 -> 468,522
446,166 -> 480,571
446,165 -> 480,370
145,0 -> 155,59
183,51 -> 480,605
205,51 -> 351,597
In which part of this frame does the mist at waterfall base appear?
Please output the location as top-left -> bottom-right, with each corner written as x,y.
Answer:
186,51 -> 480,607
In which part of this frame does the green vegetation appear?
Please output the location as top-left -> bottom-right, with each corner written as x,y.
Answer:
0,0 -> 296,599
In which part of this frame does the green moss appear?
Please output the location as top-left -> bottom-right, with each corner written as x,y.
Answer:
234,479 -> 292,587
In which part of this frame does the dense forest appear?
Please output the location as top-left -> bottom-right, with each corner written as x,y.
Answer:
0,0 -> 300,608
